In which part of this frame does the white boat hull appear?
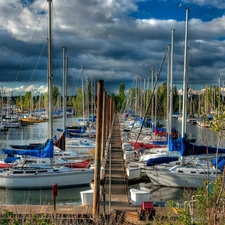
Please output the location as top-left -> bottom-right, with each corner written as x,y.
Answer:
65,138 -> 95,154
144,168 -> 216,188
0,168 -> 94,189
65,146 -> 95,154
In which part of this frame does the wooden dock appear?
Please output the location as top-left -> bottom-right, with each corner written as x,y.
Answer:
103,113 -> 131,210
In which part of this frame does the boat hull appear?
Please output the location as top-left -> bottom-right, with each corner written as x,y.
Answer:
65,145 -> 95,154
144,168 -> 216,188
0,168 -> 94,189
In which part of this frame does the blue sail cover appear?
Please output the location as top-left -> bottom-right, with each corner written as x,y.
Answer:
139,117 -> 152,128
212,156 -> 225,171
4,156 -> 21,163
152,140 -> 168,145
139,117 -> 144,126
10,139 -> 49,150
1,139 -> 54,158
212,156 -> 224,166
183,138 -> 225,156
146,118 -> 152,127
146,156 -> 179,166
169,136 -> 185,155
152,125 -> 167,133
169,135 -> 225,156
66,126 -> 86,133
218,159 -> 225,171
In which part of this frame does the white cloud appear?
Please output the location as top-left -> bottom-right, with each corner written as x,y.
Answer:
0,0 -> 225,95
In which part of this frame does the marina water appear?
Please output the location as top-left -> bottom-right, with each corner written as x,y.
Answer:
0,116 -> 222,205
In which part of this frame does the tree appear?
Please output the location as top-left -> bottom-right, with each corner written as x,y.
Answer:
74,87 -> 83,115
52,85 -> 60,107
15,97 -> 21,108
115,84 -> 125,111
24,91 -> 31,109
157,82 -> 167,116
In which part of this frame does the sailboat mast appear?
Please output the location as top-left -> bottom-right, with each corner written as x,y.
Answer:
135,74 -> 138,116
181,8 -> 189,138
47,0 -> 53,141
154,71 -> 157,128
1,87 -> 3,122
170,29 -> 174,131
81,64 -> 85,122
63,47 -> 67,130
167,44 -> 171,142
151,66 -> 154,122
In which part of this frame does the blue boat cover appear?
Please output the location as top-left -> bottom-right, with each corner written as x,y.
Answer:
212,156 -> 225,171
169,135 -> 225,156
218,159 -> 225,171
152,140 -> 168,145
10,139 -> 49,150
1,139 -> 54,158
146,156 -> 179,166
152,125 -> 167,133
169,136 -> 185,153
4,156 -> 21,163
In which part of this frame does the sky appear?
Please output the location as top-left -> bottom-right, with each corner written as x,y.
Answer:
1,0 -> 225,96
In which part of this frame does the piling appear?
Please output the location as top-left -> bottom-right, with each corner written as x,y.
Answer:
93,80 -> 104,218
101,91 -> 106,161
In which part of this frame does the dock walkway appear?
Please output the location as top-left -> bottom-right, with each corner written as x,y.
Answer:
102,113 -> 133,211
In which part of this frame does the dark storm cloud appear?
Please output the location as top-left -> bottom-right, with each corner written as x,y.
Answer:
0,0 -> 225,95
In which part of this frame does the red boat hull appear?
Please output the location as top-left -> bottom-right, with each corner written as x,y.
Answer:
64,160 -> 91,168
130,141 -> 166,149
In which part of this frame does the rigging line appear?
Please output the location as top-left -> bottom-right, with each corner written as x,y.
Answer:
28,42 -> 46,86
129,76 -> 140,133
134,46 -> 168,145
12,2 -> 48,89
124,76 -> 137,121
124,74 -> 138,124
127,74 -> 142,133
67,60 -> 79,94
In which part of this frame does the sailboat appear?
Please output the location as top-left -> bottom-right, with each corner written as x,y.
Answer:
0,0 -> 94,189
141,8 -> 224,188
54,47 -> 96,155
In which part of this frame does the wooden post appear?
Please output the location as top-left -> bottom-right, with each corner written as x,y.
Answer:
101,91 -> 106,161
92,80 -> 104,219
109,97 -> 113,130
105,95 -> 109,141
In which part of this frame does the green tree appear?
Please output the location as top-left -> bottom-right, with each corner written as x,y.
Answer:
52,85 -> 60,107
115,84 -> 125,111
15,96 -> 21,108
24,91 -> 31,109
74,87 -> 83,115
173,86 -> 179,112
157,82 -> 167,116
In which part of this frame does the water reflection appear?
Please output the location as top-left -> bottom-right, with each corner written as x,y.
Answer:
0,117 -> 75,148
172,119 -> 225,147
0,186 -> 91,205
130,183 -> 196,206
